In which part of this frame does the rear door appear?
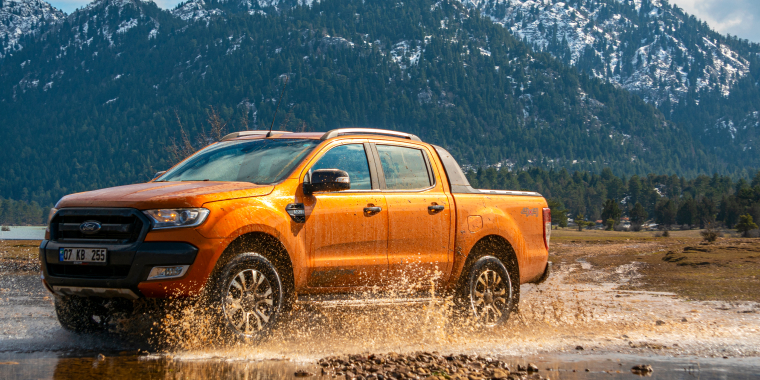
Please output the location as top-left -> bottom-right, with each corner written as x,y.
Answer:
373,143 -> 453,286
302,141 -> 389,288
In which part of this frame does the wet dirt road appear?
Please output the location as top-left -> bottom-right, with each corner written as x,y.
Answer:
2,236 -> 760,379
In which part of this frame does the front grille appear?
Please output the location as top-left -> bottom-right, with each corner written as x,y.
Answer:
51,209 -> 146,243
47,264 -> 131,279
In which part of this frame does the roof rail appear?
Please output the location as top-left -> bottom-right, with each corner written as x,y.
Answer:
321,128 -> 422,141
220,131 -> 292,141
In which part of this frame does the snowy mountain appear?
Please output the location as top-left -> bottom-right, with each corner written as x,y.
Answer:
0,0 -> 65,58
459,0 -> 759,106
2,0 -> 723,206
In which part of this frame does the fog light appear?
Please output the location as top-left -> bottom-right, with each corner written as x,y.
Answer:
147,265 -> 189,280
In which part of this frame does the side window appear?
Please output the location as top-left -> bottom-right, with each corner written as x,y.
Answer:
376,145 -> 432,190
310,144 -> 372,190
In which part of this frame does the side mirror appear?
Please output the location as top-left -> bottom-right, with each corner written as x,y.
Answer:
153,171 -> 166,180
304,169 -> 350,195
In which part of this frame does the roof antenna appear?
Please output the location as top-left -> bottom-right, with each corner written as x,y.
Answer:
267,76 -> 289,137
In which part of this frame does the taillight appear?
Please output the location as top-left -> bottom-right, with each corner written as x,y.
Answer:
543,207 -> 551,251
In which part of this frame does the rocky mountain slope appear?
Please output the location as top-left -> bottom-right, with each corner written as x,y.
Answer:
459,0 -> 760,167
0,0 -> 65,58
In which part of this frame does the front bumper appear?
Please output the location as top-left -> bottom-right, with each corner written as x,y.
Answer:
40,240 -> 198,298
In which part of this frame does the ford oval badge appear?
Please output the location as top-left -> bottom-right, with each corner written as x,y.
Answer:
79,220 -> 102,235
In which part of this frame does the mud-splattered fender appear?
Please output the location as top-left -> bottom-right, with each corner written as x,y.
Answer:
197,196 -> 307,288
448,194 -> 547,288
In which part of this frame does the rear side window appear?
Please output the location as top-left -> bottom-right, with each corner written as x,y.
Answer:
376,145 -> 432,190
310,144 -> 372,190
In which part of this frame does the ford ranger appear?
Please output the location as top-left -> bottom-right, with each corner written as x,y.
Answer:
40,128 -> 551,339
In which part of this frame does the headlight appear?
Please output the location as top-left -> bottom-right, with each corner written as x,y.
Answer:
143,208 -> 210,229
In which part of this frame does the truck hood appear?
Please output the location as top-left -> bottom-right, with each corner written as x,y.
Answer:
56,181 -> 275,209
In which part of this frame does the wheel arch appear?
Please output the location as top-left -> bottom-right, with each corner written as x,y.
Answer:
468,235 -> 520,280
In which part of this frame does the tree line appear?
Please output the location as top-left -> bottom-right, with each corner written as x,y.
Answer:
0,197 -> 47,226
466,167 -> 760,232
3,164 -> 760,230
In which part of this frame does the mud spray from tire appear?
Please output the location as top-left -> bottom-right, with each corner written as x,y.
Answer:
107,260 -> 759,371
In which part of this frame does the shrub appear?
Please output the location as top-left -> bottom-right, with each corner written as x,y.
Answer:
701,223 -> 720,243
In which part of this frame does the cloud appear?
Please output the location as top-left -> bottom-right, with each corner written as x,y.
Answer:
670,0 -> 760,43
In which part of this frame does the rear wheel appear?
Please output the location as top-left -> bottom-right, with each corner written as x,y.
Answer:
457,256 -> 515,327
209,253 -> 284,342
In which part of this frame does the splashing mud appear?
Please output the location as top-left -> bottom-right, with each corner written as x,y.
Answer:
141,260 -> 759,363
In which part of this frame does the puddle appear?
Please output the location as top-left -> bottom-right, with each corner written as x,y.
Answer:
1,351 -> 759,379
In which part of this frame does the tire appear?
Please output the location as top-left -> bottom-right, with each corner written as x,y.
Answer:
456,256 -> 516,327
209,253 -> 284,342
54,296 -> 111,333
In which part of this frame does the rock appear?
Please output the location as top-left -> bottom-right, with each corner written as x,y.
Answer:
527,363 -> 539,372
97,354 -> 106,361
681,318 -> 688,322
631,364 -> 653,374
656,320 -> 666,326
294,369 -> 314,377
575,345 -> 584,350
517,364 -> 527,371
492,368 -> 510,379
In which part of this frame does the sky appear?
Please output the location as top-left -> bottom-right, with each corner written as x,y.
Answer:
46,0 -> 760,43
670,0 -> 760,43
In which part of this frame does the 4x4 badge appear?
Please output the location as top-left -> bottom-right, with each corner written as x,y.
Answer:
79,221 -> 102,234
521,207 -> 539,217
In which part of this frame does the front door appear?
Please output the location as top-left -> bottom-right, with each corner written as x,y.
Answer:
302,142 -> 388,288
375,144 -> 453,288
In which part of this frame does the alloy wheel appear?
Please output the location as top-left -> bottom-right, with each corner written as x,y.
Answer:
223,269 -> 275,335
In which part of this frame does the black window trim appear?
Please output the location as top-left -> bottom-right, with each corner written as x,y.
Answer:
304,140 -> 383,193
371,143 -> 438,192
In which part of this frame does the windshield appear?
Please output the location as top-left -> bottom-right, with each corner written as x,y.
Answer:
158,139 -> 320,184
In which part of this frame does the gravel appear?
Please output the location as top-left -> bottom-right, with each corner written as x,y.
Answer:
315,352 -> 548,380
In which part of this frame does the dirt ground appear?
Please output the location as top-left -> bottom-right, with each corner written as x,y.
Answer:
550,229 -> 760,302
2,235 -> 760,364
0,240 -> 40,273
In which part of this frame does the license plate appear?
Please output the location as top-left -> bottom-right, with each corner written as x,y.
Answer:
59,248 -> 108,264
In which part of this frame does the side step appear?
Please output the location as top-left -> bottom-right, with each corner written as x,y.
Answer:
297,293 -> 439,308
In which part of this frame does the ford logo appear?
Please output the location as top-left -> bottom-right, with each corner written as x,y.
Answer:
79,221 -> 102,235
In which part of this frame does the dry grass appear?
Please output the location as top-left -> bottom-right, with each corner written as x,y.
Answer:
551,229 -> 760,302
0,239 -> 41,272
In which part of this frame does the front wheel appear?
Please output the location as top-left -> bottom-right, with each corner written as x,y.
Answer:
460,256 -> 515,327
209,253 -> 284,342
55,296 -> 112,333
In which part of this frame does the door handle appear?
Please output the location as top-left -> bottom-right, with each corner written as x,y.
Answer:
428,205 -> 445,212
364,206 -> 382,214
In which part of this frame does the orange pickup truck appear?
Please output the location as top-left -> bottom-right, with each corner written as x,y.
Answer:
40,128 -> 551,338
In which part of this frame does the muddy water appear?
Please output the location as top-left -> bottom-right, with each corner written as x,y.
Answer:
2,260 -> 760,379
2,351 -> 759,379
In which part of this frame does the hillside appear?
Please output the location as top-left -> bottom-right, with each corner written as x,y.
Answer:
461,0 -> 760,168
0,0 -> 740,206
0,0 -> 65,58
